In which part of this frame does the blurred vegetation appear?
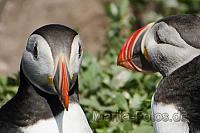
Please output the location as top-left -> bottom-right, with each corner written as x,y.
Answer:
0,0 -> 200,132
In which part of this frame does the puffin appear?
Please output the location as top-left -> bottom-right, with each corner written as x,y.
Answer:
117,14 -> 200,133
0,24 -> 93,133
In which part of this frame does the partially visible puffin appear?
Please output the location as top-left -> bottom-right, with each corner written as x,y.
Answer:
117,14 -> 200,133
0,24 -> 92,133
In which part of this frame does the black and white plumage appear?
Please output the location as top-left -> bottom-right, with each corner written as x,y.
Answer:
117,14 -> 200,133
0,24 -> 92,133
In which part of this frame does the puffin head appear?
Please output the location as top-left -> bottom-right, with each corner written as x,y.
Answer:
117,14 -> 200,76
21,24 -> 83,110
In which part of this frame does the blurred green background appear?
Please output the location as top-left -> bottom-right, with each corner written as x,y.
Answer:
0,0 -> 200,132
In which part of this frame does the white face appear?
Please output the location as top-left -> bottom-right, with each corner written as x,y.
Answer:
144,22 -> 200,76
69,35 -> 83,79
21,34 -> 83,94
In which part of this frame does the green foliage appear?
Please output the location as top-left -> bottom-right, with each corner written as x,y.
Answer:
79,53 -> 160,132
1,0 -> 200,132
0,74 -> 19,106
81,0 -> 200,132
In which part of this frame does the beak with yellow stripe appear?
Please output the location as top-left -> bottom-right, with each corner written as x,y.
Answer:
117,23 -> 155,72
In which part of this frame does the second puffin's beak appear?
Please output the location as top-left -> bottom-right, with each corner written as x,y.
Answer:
117,23 -> 155,72
53,56 -> 70,111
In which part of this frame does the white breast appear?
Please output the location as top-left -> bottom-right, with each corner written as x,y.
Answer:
151,95 -> 189,133
20,103 -> 93,133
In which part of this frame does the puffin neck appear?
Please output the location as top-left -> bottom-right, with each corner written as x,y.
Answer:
0,70 -> 62,127
0,69 -> 80,127
154,55 -> 200,125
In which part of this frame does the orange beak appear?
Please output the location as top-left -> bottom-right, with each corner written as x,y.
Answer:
60,58 -> 69,110
54,57 -> 69,111
117,23 -> 155,72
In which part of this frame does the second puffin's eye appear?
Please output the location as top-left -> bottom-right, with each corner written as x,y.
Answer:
78,42 -> 82,58
155,30 -> 165,44
33,42 -> 38,59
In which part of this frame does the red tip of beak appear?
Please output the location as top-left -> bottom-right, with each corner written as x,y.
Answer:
117,25 -> 147,71
60,60 -> 69,111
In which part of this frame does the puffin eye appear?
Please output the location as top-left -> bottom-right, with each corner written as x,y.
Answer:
155,31 -> 165,44
33,42 -> 38,59
78,42 -> 82,58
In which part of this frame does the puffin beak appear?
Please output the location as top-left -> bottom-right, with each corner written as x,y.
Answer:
117,23 -> 155,72
53,56 -> 70,111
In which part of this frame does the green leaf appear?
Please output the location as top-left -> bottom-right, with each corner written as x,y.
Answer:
110,3 -> 119,18
111,70 -> 132,89
119,121 -> 133,131
134,125 -> 153,133
96,128 -> 108,133
113,93 -> 128,111
0,76 -> 7,86
103,1 -> 120,21
130,93 -> 147,110
116,0 -> 129,16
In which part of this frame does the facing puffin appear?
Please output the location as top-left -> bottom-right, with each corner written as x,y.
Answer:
0,24 -> 92,133
117,14 -> 200,133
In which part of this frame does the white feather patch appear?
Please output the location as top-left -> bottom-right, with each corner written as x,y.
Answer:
151,97 -> 189,133
20,103 -> 92,133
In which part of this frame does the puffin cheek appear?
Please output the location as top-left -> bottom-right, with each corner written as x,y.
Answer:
70,56 -> 81,76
